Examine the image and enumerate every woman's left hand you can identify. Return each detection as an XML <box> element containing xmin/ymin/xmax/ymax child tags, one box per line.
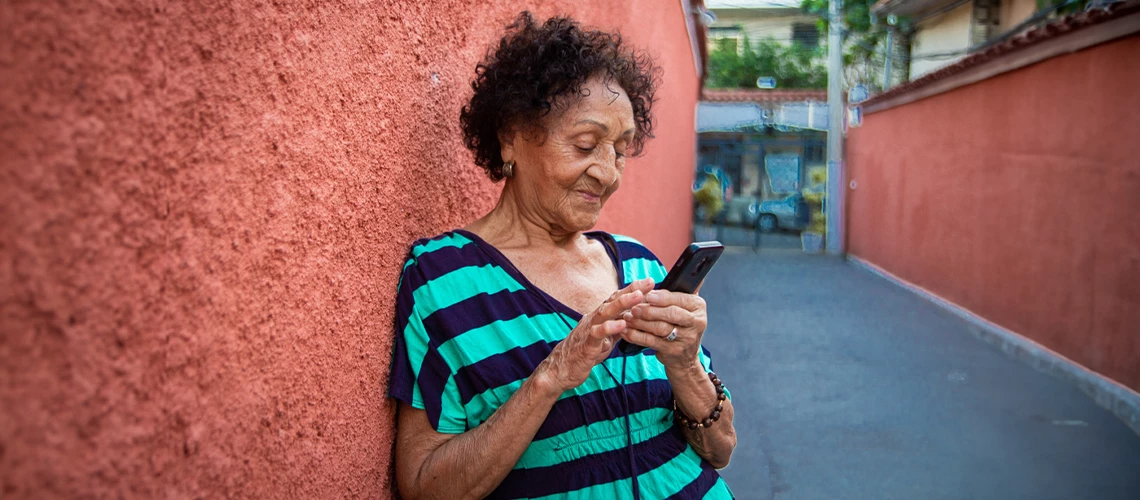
<box><xmin>619</xmin><ymin>289</ymin><xmax>707</xmax><ymax>369</ymax></box>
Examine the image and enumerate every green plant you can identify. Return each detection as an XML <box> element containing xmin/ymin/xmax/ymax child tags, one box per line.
<box><xmin>706</xmin><ymin>35</ymin><xmax>827</xmax><ymax>89</ymax></box>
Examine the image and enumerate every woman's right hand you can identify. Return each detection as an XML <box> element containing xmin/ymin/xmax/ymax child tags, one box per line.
<box><xmin>535</xmin><ymin>278</ymin><xmax>656</xmax><ymax>393</ymax></box>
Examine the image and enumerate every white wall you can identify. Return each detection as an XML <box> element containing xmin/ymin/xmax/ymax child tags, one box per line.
<box><xmin>910</xmin><ymin>1</ymin><xmax>974</xmax><ymax>78</ymax></box>
<box><xmin>709</xmin><ymin>8</ymin><xmax>820</xmax><ymax>47</ymax></box>
<box><xmin>1000</xmin><ymin>0</ymin><xmax>1039</xmax><ymax>32</ymax></box>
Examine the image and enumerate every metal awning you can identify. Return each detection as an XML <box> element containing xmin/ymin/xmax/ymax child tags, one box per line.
<box><xmin>697</xmin><ymin>101</ymin><xmax>829</xmax><ymax>132</ymax></box>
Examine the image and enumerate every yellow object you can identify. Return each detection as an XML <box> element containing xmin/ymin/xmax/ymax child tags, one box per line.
<box><xmin>693</xmin><ymin>174</ymin><xmax>724</xmax><ymax>222</ymax></box>
<box><xmin>802</xmin><ymin>167</ymin><xmax>828</xmax><ymax>234</ymax></box>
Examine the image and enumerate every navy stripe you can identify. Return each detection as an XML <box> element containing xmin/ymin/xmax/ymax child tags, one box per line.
<box><xmin>488</xmin><ymin>425</ymin><xmax>689</xmax><ymax>499</ymax></box>
<box><xmin>416</xmin><ymin>346</ymin><xmax>452</xmax><ymax>429</ymax></box>
<box><xmin>590</xmin><ymin>231</ymin><xmax>626</xmax><ymax>286</ymax></box>
<box><xmin>533</xmin><ymin>378</ymin><xmax>674</xmax><ymax>440</ymax></box>
<box><xmin>388</xmin><ymin>331</ymin><xmax>417</xmax><ymax>402</ymax></box>
<box><xmin>400</xmin><ymin>241</ymin><xmax>497</xmax><ymax>296</ymax></box>
<box><xmin>421</xmin><ymin>288</ymin><xmax>559</xmax><ymax>346</ymax></box>
<box><xmin>394</xmin><ymin>255</ymin><xmax>418</xmax><ymax>340</ymax></box>
<box><xmin>616</xmin><ymin>240</ymin><xmax>660</xmax><ymax>264</ymax></box>
<box><xmin>666</xmin><ymin>459</ymin><xmax>721</xmax><ymax>499</ymax></box>
<box><xmin>702</xmin><ymin>346</ymin><xmax>715</xmax><ymax>372</ymax></box>
<box><xmin>455</xmin><ymin>340</ymin><xmax>554</xmax><ymax>405</ymax></box>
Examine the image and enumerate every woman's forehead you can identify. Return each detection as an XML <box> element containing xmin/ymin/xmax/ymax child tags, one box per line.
<box><xmin>554</xmin><ymin>81</ymin><xmax>634</xmax><ymax>128</ymax></box>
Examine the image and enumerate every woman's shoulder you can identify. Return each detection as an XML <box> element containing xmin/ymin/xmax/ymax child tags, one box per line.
<box><xmin>405</xmin><ymin>230</ymin><xmax>474</xmax><ymax>263</ymax></box>
<box><xmin>399</xmin><ymin>229</ymin><xmax>490</xmax><ymax>293</ymax></box>
<box><xmin>595</xmin><ymin>232</ymin><xmax>662</xmax><ymax>264</ymax></box>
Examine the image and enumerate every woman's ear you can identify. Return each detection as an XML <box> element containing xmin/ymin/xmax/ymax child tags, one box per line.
<box><xmin>498</xmin><ymin>126</ymin><xmax>517</xmax><ymax>164</ymax></box>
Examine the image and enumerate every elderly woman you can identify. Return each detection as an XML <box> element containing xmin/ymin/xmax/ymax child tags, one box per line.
<box><xmin>389</xmin><ymin>13</ymin><xmax>737</xmax><ymax>499</ymax></box>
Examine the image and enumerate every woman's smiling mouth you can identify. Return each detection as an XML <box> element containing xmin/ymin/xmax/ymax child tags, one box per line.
<box><xmin>578</xmin><ymin>190</ymin><xmax>602</xmax><ymax>203</ymax></box>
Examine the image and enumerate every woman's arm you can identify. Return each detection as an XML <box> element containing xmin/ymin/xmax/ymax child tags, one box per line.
<box><xmin>620</xmin><ymin>290</ymin><xmax>738</xmax><ymax>468</ymax></box>
<box><xmin>663</xmin><ymin>359</ymin><xmax>737</xmax><ymax>468</ymax></box>
<box><xmin>395</xmin><ymin>371</ymin><xmax>561</xmax><ymax>500</ymax></box>
<box><xmin>395</xmin><ymin>280</ymin><xmax>654</xmax><ymax>499</ymax></box>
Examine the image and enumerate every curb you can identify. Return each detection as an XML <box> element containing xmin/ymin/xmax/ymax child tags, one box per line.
<box><xmin>847</xmin><ymin>255</ymin><xmax>1140</xmax><ymax>436</ymax></box>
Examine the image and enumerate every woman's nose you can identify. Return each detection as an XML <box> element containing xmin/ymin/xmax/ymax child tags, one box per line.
<box><xmin>589</xmin><ymin>146</ymin><xmax>620</xmax><ymax>187</ymax></box>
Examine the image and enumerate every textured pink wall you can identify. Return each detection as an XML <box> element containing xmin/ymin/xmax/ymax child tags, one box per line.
<box><xmin>846</xmin><ymin>36</ymin><xmax>1140</xmax><ymax>391</ymax></box>
<box><xmin>0</xmin><ymin>1</ymin><xmax>698</xmax><ymax>497</ymax></box>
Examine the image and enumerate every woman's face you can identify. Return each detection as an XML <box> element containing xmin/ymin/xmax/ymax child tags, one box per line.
<box><xmin>502</xmin><ymin>75</ymin><xmax>636</xmax><ymax>234</ymax></box>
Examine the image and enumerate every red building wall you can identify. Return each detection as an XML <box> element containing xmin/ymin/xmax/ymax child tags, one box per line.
<box><xmin>0</xmin><ymin>1</ymin><xmax>699</xmax><ymax>497</ymax></box>
<box><xmin>847</xmin><ymin>36</ymin><xmax>1140</xmax><ymax>392</ymax></box>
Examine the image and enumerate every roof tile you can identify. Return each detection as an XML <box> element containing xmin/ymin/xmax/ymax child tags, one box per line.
<box><xmin>863</xmin><ymin>0</ymin><xmax>1140</xmax><ymax>108</ymax></box>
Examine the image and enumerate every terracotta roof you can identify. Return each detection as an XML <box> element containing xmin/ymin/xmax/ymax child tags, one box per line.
<box><xmin>701</xmin><ymin>89</ymin><xmax>828</xmax><ymax>103</ymax></box>
<box><xmin>863</xmin><ymin>0</ymin><xmax>1140</xmax><ymax>108</ymax></box>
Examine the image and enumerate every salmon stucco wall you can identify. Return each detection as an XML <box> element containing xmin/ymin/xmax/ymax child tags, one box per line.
<box><xmin>0</xmin><ymin>1</ymin><xmax>698</xmax><ymax>497</ymax></box>
<box><xmin>846</xmin><ymin>36</ymin><xmax>1140</xmax><ymax>392</ymax></box>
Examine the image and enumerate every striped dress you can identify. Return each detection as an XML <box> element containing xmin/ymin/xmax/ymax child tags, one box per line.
<box><xmin>390</xmin><ymin>229</ymin><xmax>734</xmax><ymax>499</ymax></box>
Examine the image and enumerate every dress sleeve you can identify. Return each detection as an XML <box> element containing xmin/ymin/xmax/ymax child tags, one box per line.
<box><xmin>388</xmin><ymin>253</ymin><xmax>468</xmax><ymax>434</ymax></box>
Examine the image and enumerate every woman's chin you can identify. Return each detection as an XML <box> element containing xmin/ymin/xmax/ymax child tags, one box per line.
<box><xmin>559</xmin><ymin>211</ymin><xmax>601</xmax><ymax>233</ymax></box>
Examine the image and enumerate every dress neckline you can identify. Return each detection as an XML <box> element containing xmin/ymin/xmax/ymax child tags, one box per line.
<box><xmin>453</xmin><ymin>229</ymin><xmax>626</xmax><ymax>321</ymax></box>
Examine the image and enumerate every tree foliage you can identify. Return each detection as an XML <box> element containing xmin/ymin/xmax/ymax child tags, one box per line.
<box><xmin>705</xmin><ymin>35</ymin><xmax>827</xmax><ymax>90</ymax></box>
<box><xmin>802</xmin><ymin>0</ymin><xmax>890</xmax><ymax>72</ymax></box>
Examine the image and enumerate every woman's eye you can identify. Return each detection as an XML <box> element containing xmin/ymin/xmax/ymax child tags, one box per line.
<box><xmin>576</xmin><ymin>145</ymin><xmax>596</xmax><ymax>154</ymax></box>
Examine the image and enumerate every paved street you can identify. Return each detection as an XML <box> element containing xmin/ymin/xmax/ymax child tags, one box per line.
<box><xmin>699</xmin><ymin>248</ymin><xmax>1140</xmax><ymax>500</ymax></box>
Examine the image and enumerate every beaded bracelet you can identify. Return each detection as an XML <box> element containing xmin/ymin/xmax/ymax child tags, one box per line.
<box><xmin>674</xmin><ymin>372</ymin><xmax>727</xmax><ymax>430</ymax></box>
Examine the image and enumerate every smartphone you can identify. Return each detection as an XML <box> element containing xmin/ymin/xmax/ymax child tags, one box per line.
<box><xmin>618</xmin><ymin>241</ymin><xmax>725</xmax><ymax>354</ymax></box>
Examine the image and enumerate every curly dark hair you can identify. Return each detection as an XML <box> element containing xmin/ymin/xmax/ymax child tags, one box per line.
<box><xmin>460</xmin><ymin>12</ymin><xmax>661</xmax><ymax>181</ymax></box>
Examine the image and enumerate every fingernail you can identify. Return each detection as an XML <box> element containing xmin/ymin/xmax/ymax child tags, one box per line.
<box><xmin>647</xmin><ymin>290</ymin><xmax>663</xmax><ymax>304</ymax></box>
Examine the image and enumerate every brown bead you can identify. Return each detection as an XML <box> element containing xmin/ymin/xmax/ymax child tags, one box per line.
<box><xmin>687</xmin><ymin>421</ymin><xmax>699</xmax><ymax>430</ymax></box>
<box><xmin>708</xmin><ymin>372</ymin><xmax>717</xmax><ymax>380</ymax></box>
<box><xmin>715</xmin><ymin>403</ymin><xmax>723</xmax><ymax>412</ymax></box>
<box><xmin>718</xmin><ymin>393</ymin><xmax>727</xmax><ymax>401</ymax></box>
<box><xmin>711</xmin><ymin>411</ymin><xmax>721</xmax><ymax>421</ymax></box>
<box><xmin>702</xmin><ymin>418</ymin><xmax>713</xmax><ymax>427</ymax></box>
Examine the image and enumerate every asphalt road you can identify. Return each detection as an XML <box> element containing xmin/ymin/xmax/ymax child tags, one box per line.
<box><xmin>698</xmin><ymin>248</ymin><xmax>1140</xmax><ymax>500</ymax></box>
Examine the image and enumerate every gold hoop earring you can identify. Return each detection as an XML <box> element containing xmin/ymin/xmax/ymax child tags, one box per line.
<box><xmin>503</xmin><ymin>161</ymin><xmax>515</xmax><ymax>179</ymax></box>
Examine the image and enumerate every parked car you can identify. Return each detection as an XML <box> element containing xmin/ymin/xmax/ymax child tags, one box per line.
<box><xmin>724</xmin><ymin>195</ymin><xmax>758</xmax><ymax>226</ymax></box>
<box><xmin>749</xmin><ymin>193</ymin><xmax>810</xmax><ymax>232</ymax></box>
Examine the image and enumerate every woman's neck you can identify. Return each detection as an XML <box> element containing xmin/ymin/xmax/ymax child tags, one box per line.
<box><xmin>467</xmin><ymin>181</ymin><xmax>580</xmax><ymax>251</ymax></box>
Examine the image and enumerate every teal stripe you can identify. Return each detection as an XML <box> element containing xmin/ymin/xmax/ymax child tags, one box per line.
<box><xmin>404</xmin><ymin>262</ymin><xmax>523</xmax><ymax>386</ymax></box>
<box><xmin>465</xmin><ymin>378</ymin><xmax>526</xmax><ymax>427</ymax></box>
<box><xmin>704</xmin><ymin>477</ymin><xmax>733</xmax><ymax>499</ymax></box>
<box><xmin>637</xmin><ymin>446</ymin><xmax>707</xmax><ymax>499</ymax></box>
<box><xmin>436</xmin><ymin>375</ymin><xmax>467</xmax><ymax>434</ymax></box>
<box><xmin>436</xmin><ymin>312</ymin><xmax>569</xmax><ymax>369</ymax></box>
<box><xmin>569</xmin><ymin>355</ymin><xmax>668</xmax><ymax>399</ymax></box>
<box><xmin>404</xmin><ymin>263</ymin><xmax>524</xmax><ymax>404</ymax></box>
<box><xmin>404</xmin><ymin>233</ymin><xmax>472</xmax><ymax>271</ymax></box>
<box><xmin>404</xmin><ymin>311</ymin><xmax>428</xmax><ymax>407</ymax></box>
<box><xmin>530</xmin><ymin>444</ymin><xmax>705</xmax><ymax>499</ymax></box>
<box><xmin>464</xmin><ymin>354</ymin><xmax>669</xmax><ymax>427</ymax></box>
<box><xmin>533</xmin><ymin>480</ymin><xmax>632</xmax><ymax>500</ymax></box>
<box><xmin>411</xmin><ymin>232</ymin><xmax>472</xmax><ymax>258</ymax></box>
<box><xmin>622</xmin><ymin>257</ymin><xmax>667</xmax><ymax>282</ymax></box>
<box><xmin>410</xmin><ymin>264</ymin><xmax>524</xmax><ymax>319</ymax></box>
<box><xmin>610</xmin><ymin>234</ymin><xmax>643</xmax><ymax>245</ymax></box>
<box><xmin>514</xmin><ymin>408</ymin><xmax>671</xmax><ymax>469</ymax></box>
<box><xmin>698</xmin><ymin>347</ymin><xmax>732</xmax><ymax>400</ymax></box>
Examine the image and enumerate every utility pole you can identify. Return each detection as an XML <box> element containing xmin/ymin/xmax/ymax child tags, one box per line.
<box><xmin>883</xmin><ymin>28</ymin><xmax>894</xmax><ymax>89</ymax></box>
<box><xmin>826</xmin><ymin>0</ymin><xmax>845</xmax><ymax>255</ymax></box>
<box><xmin>883</xmin><ymin>14</ymin><xmax>898</xmax><ymax>89</ymax></box>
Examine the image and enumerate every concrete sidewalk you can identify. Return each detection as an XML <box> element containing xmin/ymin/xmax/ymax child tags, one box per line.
<box><xmin>699</xmin><ymin>247</ymin><xmax>1140</xmax><ymax>500</ymax></box>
